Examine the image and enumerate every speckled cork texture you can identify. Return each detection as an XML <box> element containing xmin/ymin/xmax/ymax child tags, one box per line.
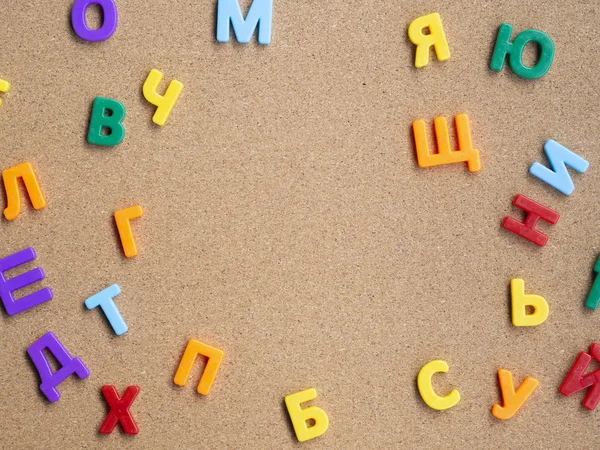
<box><xmin>1</xmin><ymin>1</ymin><xmax>600</xmax><ymax>448</ymax></box>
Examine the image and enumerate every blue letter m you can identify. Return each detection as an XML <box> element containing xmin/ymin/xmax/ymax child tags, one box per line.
<box><xmin>217</xmin><ymin>0</ymin><xmax>272</xmax><ymax>44</ymax></box>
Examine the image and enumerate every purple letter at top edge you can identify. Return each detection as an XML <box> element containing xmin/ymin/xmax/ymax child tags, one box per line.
<box><xmin>71</xmin><ymin>0</ymin><xmax>118</xmax><ymax>42</ymax></box>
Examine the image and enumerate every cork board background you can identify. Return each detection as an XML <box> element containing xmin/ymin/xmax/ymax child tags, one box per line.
<box><xmin>1</xmin><ymin>1</ymin><xmax>600</xmax><ymax>448</ymax></box>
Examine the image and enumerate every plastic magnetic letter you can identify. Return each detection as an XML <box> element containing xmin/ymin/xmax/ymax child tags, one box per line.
<box><xmin>413</xmin><ymin>114</ymin><xmax>480</xmax><ymax>172</ymax></box>
<box><xmin>114</xmin><ymin>206</ymin><xmax>143</xmax><ymax>258</ymax></box>
<box><xmin>0</xmin><ymin>78</ymin><xmax>10</xmax><ymax>106</ymax></box>
<box><xmin>85</xmin><ymin>284</ymin><xmax>127</xmax><ymax>335</ymax></box>
<box><xmin>2</xmin><ymin>162</ymin><xmax>46</xmax><ymax>221</ymax></box>
<box><xmin>87</xmin><ymin>97</ymin><xmax>126</xmax><ymax>146</ymax></box>
<box><xmin>173</xmin><ymin>339</ymin><xmax>224</xmax><ymax>395</ymax></box>
<box><xmin>559</xmin><ymin>343</ymin><xmax>600</xmax><ymax>410</ymax></box>
<box><xmin>492</xmin><ymin>369</ymin><xmax>539</xmax><ymax>420</ymax></box>
<box><xmin>529</xmin><ymin>140</ymin><xmax>589</xmax><ymax>195</ymax></box>
<box><xmin>510</xmin><ymin>278</ymin><xmax>549</xmax><ymax>326</ymax></box>
<box><xmin>142</xmin><ymin>69</ymin><xmax>183</xmax><ymax>126</ymax></box>
<box><xmin>99</xmin><ymin>385</ymin><xmax>140</xmax><ymax>434</ymax></box>
<box><xmin>407</xmin><ymin>13</ymin><xmax>450</xmax><ymax>68</ymax></box>
<box><xmin>0</xmin><ymin>248</ymin><xmax>53</xmax><ymax>316</ymax></box>
<box><xmin>490</xmin><ymin>23</ymin><xmax>554</xmax><ymax>79</ymax></box>
<box><xmin>585</xmin><ymin>256</ymin><xmax>600</xmax><ymax>310</ymax></box>
<box><xmin>285</xmin><ymin>388</ymin><xmax>329</xmax><ymax>442</ymax></box>
<box><xmin>27</xmin><ymin>331</ymin><xmax>90</xmax><ymax>402</ymax></box>
<box><xmin>71</xmin><ymin>0</ymin><xmax>118</xmax><ymax>42</ymax></box>
<box><xmin>417</xmin><ymin>360</ymin><xmax>461</xmax><ymax>410</ymax></box>
<box><xmin>216</xmin><ymin>0</ymin><xmax>272</xmax><ymax>44</ymax></box>
<box><xmin>502</xmin><ymin>194</ymin><xmax>559</xmax><ymax>246</ymax></box>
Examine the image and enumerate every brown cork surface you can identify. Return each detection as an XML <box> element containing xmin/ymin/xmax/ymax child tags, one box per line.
<box><xmin>1</xmin><ymin>1</ymin><xmax>600</xmax><ymax>448</ymax></box>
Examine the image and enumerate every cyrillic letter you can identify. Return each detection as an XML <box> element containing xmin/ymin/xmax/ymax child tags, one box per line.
<box><xmin>529</xmin><ymin>140</ymin><xmax>589</xmax><ymax>195</ymax></box>
<box><xmin>27</xmin><ymin>331</ymin><xmax>90</xmax><ymax>402</ymax></box>
<box><xmin>502</xmin><ymin>194</ymin><xmax>559</xmax><ymax>246</ymax></box>
<box><xmin>87</xmin><ymin>97</ymin><xmax>126</xmax><ymax>146</ymax></box>
<box><xmin>217</xmin><ymin>0</ymin><xmax>272</xmax><ymax>45</ymax></box>
<box><xmin>510</xmin><ymin>278</ymin><xmax>549</xmax><ymax>326</ymax></box>
<box><xmin>71</xmin><ymin>0</ymin><xmax>118</xmax><ymax>42</ymax></box>
<box><xmin>85</xmin><ymin>284</ymin><xmax>128</xmax><ymax>335</ymax></box>
<box><xmin>173</xmin><ymin>339</ymin><xmax>224</xmax><ymax>395</ymax></box>
<box><xmin>2</xmin><ymin>161</ymin><xmax>46</xmax><ymax>221</ymax></box>
<box><xmin>413</xmin><ymin>114</ymin><xmax>480</xmax><ymax>172</ymax></box>
<box><xmin>284</xmin><ymin>388</ymin><xmax>329</xmax><ymax>442</ymax></box>
<box><xmin>114</xmin><ymin>205</ymin><xmax>143</xmax><ymax>258</ymax></box>
<box><xmin>490</xmin><ymin>23</ymin><xmax>554</xmax><ymax>79</ymax></box>
<box><xmin>492</xmin><ymin>369</ymin><xmax>539</xmax><ymax>420</ymax></box>
<box><xmin>0</xmin><ymin>248</ymin><xmax>53</xmax><ymax>316</ymax></box>
<box><xmin>142</xmin><ymin>69</ymin><xmax>183</xmax><ymax>126</ymax></box>
<box><xmin>100</xmin><ymin>385</ymin><xmax>140</xmax><ymax>434</ymax></box>
<box><xmin>560</xmin><ymin>343</ymin><xmax>600</xmax><ymax>410</ymax></box>
<box><xmin>585</xmin><ymin>256</ymin><xmax>600</xmax><ymax>310</ymax></box>
<box><xmin>0</xmin><ymin>78</ymin><xmax>10</xmax><ymax>106</ymax></box>
<box><xmin>408</xmin><ymin>13</ymin><xmax>450</xmax><ymax>68</ymax></box>
<box><xmin>417</xmin><ymin>360</ymin><xmax>460</xmax><ymax>410</ymax></box>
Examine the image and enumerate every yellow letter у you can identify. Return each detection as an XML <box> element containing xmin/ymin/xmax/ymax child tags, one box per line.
<box><xmin>2</xmin><ymin>162</ymin><xmax>46</xmax><ymax>221</ymax></box>
<box><xmin>492</xmin><ymin>369</ymin><xmax>539</xmax><ymax>420</ymax></box>
<box><xmin>511</xmin><ymin>278</ymin><xmax>549</xmax><ymax>326</ymax></box>
<box><xmin>142</xmin><ymin>69</ymin><xmax>184</xmax><ymax>126</ymax></box>
<box><xmin>284</xmin><ymin>388</ymin><xmax>329</xmax><ymax>442</ymax></box>
<box><xmin>408</xmin><ymin>13</ymin><xmax>450</xmax><ymax>68</ymax></box>
<box><xmin>417</xmin><ymin>360</ymin><xmax>460</xmax><ymax>410</ymax></box>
